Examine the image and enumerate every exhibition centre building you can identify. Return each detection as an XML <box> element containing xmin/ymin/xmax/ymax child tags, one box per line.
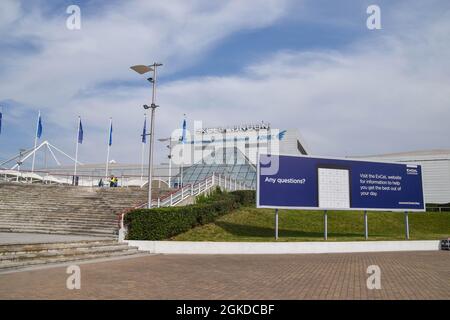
<box><xmin>355</xmin><ymin>149</ymin><xmax>450</xmax><ymax>204</ymax></box>
<box><xmin>168</xmin><ymin>123</ymin><xmax>309</xmax><ymax>189</ymax></box>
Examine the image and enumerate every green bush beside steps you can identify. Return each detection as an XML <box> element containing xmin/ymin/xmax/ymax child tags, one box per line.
<box><xmin>124</xmin><ymin>188</ymin><xmax>255</xmax><ymax>241</ymax></box>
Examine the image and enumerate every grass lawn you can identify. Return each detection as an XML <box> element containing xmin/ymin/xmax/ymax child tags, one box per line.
<box><xmin>172</xmin><ymin>207</ymin><xmax>450</xmax><ymax>242</ymax></box>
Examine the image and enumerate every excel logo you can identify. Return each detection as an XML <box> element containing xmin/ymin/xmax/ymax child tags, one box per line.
<box><xmin>406</xmin><ymin>167</ymin><xmax>418</xmax><ymax>175</ymax></box>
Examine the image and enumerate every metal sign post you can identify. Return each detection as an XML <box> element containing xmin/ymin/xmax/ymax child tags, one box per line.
<box><xmin>324</xmin><ymin>210</ymin><xmax>328</xmax><ymax>240</ymax></box>
<box><xmin>364</xmin><ymin>210</ymin><xmax>368</xmax><ymax>240</ymax></box>
<box><xmin>275</xmin><ymin>209</ymin><xmax>279</xmax><ymax>240</ymax></box>
<box><xmin>405</xmin><ymin>211</ymin><xmax>410</xmax><ymax>240</ymax></box>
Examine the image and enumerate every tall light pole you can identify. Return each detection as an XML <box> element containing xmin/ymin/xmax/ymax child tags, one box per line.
<box><xmin>130</xmin><ymin>63</ymin><xmax>163</xmax><ymax>209</ymax></box>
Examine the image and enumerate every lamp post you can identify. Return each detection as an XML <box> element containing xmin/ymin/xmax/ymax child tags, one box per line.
<box><xmin>17</xmin><ymin>148</ymin><xmax>26</xmax><ymax>172</ymax></box>
<box><xmin>130</xmin><ymin>63</ymin><xmax>163</xmax><ymax>209</ymax></box>
<box><xmin>17</xmin><ymin>148</ymin><xmax>26</xmax><ymax>182</ymax></box>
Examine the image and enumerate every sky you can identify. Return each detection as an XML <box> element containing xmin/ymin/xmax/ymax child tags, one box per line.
<box><xmin>0</xmin><ymin>0</ymin><xmax>449</xmax><ymax>168</ymax></box>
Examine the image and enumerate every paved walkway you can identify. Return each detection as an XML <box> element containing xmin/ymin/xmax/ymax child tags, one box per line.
<box><xmin>0</xmin><ymin>251</ymin><xmax>448</xmax><ymax>299</ymax></box>
<box><xmin>0</xmin><ymin>232</ymin><xmax>110</xmax><ymax>245</ymax></box>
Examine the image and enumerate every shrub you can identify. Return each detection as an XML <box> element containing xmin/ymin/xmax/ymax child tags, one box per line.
<box><xmin>230</xmin><ymin>190</ymin><xmax>256</xmax><ymax>206</ymax></box>
<box><xmin>196</xmin><ymin>186</ymin><xmax>223</xmax><ymax>204</ymax></box>
<box><xmin>125</xmin><ymin>190</ymin><xmax>241</xmax><ymax>240</ymax></box>
<box><xmin>124</xmin><ymin>207</ymin><xmax>199</xmax><ymax>240</ymax></box>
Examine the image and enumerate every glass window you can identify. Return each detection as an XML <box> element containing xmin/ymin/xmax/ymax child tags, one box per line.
<box><xmin>238</xmin><ymin>172</ymin><xmax>248</xmax><ymax>179</ymax></box>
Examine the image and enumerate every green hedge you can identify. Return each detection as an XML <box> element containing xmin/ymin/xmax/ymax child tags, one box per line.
<box><xmin>124</xmin><ymin>190</ymin><xmax>255</xmax><ymax>240</ymax></box>
<box><xmin>230</xmin><ymin>190</ymin><xmax>256</xmax><ymax>206</ymax></box>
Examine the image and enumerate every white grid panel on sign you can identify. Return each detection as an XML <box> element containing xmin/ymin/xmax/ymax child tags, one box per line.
<box><xmin>318</xmin><ymin>168</ymin><xmax>350</xmax><ymax>209</ymax></box>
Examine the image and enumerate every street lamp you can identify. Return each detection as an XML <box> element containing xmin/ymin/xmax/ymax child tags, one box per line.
<box><xmin>17</xmin><ymin>148</ymin><xmax>26</xmax><ymax>183</ymax></box>
<box><xmin>17</xmin><ymin>148</ymin><xmax>26</xmax><ymax>172</ymax></box>
<box><xmin>130</xmin><ymin>63</ymin><xmax>163</xmax><ymax>209</ymax></box>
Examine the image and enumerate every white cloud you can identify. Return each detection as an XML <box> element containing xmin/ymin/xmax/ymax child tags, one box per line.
<box><xmin>156</xmin><ymin>4</ymin><xmax>450</xmax><ymax>158</ymax></box>
<box><xmin>0</xmin><ymin>0</ymin><xmax>21</xmax><ymax>29</ymax></box>
<box><xmin>0</xmin><ymin>0</ymin><xmax>293</xmax><ymax>164</ymax></box>
<box><xmin>0</xmin><ymin>0</ymin><xmax>290</xmax><ymax>108</ymax></box>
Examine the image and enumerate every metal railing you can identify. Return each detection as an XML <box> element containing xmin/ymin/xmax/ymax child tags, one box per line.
<box><xmin>0</xmin><ymin>169</ymin><xmax>169</xmax><ymax>188</ymax></box>
<box><xmin>152</xmin><ymin>173</ymin><xmax>251</xmax><ymax>208</ymax></box>
<box><xmin>427</xmin><ymin>207</ymin><xmax>450</xmax><ymax>213</ymax></box>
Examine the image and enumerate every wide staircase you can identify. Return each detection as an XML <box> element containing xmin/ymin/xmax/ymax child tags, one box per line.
<box><xmin>0</xmin><ymin>182</ymin><xmax>166</xmax><ymax>237</ymax></box>
<box><xmin>0</xmin><ymin>239</ymin><xmax>141</xmax><ymax>272</ymax></box>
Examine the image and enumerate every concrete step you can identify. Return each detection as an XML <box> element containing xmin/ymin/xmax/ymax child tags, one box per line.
<box><xmin>0</xmin><ymin>223</ymin><xmax>117</xmax><ymax>231</ymax></box>
<box><xmin>0</xmin><ymin>244</ymin><xmax>136</xmax><ymax>262</ymax></box>
<box><xmin>0</xmin><ymin>215</ymin><xmax>118</xmax><ymax>222</ymax></box>
<box><xmin>0</xmin><ymin>191</ymin><xmax>144</xmax><ymax>195</ymax></box>
<box><xmin>0</xmin><ymin>182</ymin><xmax>157</xmax><ymax>238</ymax></box>
<box><xmin>0</xmin><ymin>193</ymin><xmax>147</xmax><ymax>197</ymax></box>
<box><xmin>0</xmin><ymin>189</ymin><xmax>146</xmax><ymax>194</ymax></box>
<box><xmin>0</xmin><ymin>189</ymin><xmax>144</xmax><ymax>193</ymax></box>
<box><xmin>0</xmin><ymin>195</ymin><xmax>146</xmax><ymax>200</ymax></box>
<box><xmin>0</xmin><ymin>248</ymin><xmax>141</xmax><ymax>271</ymax></box>
<box><xmin>0</xmin><ymin>224</ymin><xmax>118</xmax><ymax>232</ymax></box>
<box><xmin>0</xmin><ymin>215</ymin><xmax>117</xmax><ymax>222</ymax></box>
<box><xmin>0</xmin><ymin>221</ymin><xmax>117</xmax><ymax>229</ymax></box>
<box><xmin>0</xmin><ymin>204</ymin><xmax>141</xmax><ymax>210</ymax></box>
<box><xmin>0</xmin><ymin>240</ymin><xmax>117</xmax><ymax>254</ymax></box>
<box><xmin>0</xmin><ymin>208</ymin><xmax>121</xmax><ymax>218</ymax></box>
<box><xmin>0</xmin><ymin>219</ymin><xmax>118</xmax><ymax>227</ymax></box>
<box><xmin>0</xmin><ymin>226</ymin><xmax>117</xmax><ymax>237</ymax></box>
<box><xmin>0</xmin><ymin>206</ymin><xmax>129</xmax><ymax>211</ymax></box>
<box><xmin>0</xmin><ymin>211</ymin><xmax>118</xmax><ymax>217</ymax></box>
<box><xmin>0</xmin><ymin>209</ymin><xmax>120</xmax><ymax>213</ymax></box>
<box><xmin>0</xmin><ymin>194</ymin><xmax>147</xmax><ymax>198</ymax></box>
<box><xmin>0</xmin><ymin>239</ymin><xmax>142</xmax><ymax>271</ymax></box>
<box><xmin>0</xmin><ymin>203</ymin><xmax>139</xmax><ymax>208</ymax></box>
<box><xmin>0</xmin><ymin>208</ymin><xmax>121</xmax><ymax>214</ymax></box>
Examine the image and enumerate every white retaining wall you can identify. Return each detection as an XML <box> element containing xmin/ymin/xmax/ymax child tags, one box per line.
<box><xmin>125</xmin><ymin>240</ymin><xmax>440</xmax><ymax>254</ymax></box>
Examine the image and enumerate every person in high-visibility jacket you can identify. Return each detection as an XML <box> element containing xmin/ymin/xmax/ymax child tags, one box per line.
<box><xmin>109</xmin><ymin>175</ymin><xmax>118</xmax><ymax>187</ymax></box>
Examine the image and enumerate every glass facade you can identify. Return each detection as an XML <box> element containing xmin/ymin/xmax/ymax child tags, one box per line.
<box><xmin>173</xmin><ymin>147</ymin><xmax>256</xmax><ymax>188</ymax></box>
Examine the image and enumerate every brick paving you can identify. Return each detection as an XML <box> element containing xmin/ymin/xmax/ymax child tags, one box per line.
<box><xmin>0</xmin><ymin>251</ymin><xmax>449</xmax><ymax>300</ymax></box>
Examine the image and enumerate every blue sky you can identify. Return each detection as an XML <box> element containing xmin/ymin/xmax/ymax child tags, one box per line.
<box><xmin>0</xmin><ymin>0</ymin><xmax>449</xmax><ymax>167</ymax></box>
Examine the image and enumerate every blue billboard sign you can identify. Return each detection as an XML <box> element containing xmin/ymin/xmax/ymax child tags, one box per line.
<box><xmin>257</xmin><ymin>154</ymin><xmax>425</xmax><ymax>212</ymax></box>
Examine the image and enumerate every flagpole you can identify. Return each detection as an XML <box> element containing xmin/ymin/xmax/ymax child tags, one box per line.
<box><xmin>31</xmin><ymin>111</ymin><xmax>40</xmax><ymax>173</ymax></box>
<box><xmin>140</xmin><ymin>144</ymin><xmax>145</xmax><ymax>181</ymax></box>
<box><xmin>181</xmin><ymin>164</ymin><xmax>183</xmax><ymax>188</ymax></box>
<box><xmin>0</xmin><ymin>106</ymin><xmax>3</xmax><ymax>136</ymax></box>
<box><xmin>168</xmin><ymin>140</ymin><xmax>172</xmax><ymax>187</ymax></box>
<box><xmin>74</xmin><ymin>116</ymin><xmax>80</xmax><ymax>178</ymax></box>
<box><xmin>180</xmin><ymin>115</ymin><xmax>186</xmax><ymax>188</ymax></box>
<box><xmin>105</xmin><ymin>117</ymin><xmax>112</xmax><ymax>179</ymax></box>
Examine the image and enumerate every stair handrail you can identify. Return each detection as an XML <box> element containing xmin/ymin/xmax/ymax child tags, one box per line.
<box><xmin>117</xmin><ymin>201</ymin><xmax>148</xmax><ymax>242</ymax></box>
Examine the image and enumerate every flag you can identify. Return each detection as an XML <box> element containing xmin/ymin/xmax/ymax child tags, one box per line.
<box><xmin>142</xmin><ymin>116</ymin><xmax>147</xmax><ymax>143</ymax></box>
<box><xmin>78</xmin><ymin>119</ymin><xmax>83</xmax><ymax>144</ymax></box>
<box><xmin>37</xmin><ymin>114</ymin><xmax>43</xmax><ymax>138</ymax></box>
<box><xmin>0</xmin><ymin>111</ymin><xmax>2</xmax><ymax>135</ymax></box>
<box><xmin>108</xmin><ymin>122</ymin><xmax>113</xmax><ymax>146</ymax></box>
<box><xmin>181</xmin><ymin>118</ymin><xmax>186</xmax><ymax>143</ymax></box>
